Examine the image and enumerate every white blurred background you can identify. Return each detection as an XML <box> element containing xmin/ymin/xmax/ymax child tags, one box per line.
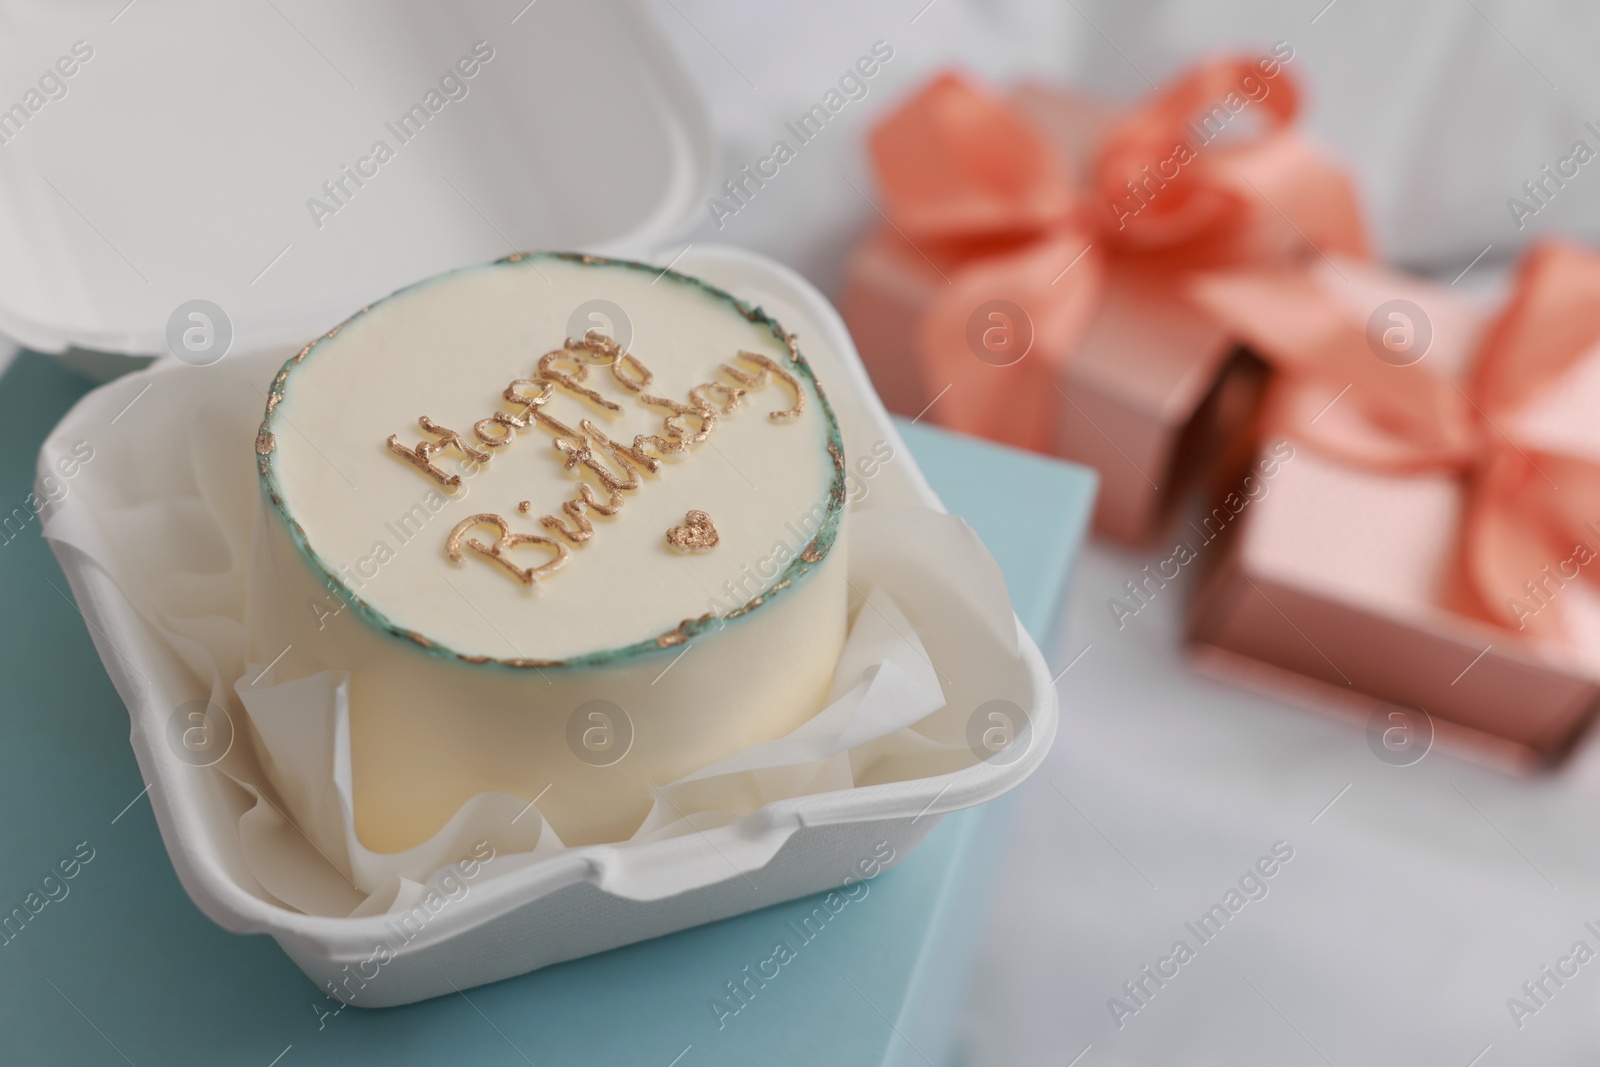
<box><xmin>651</xmin><ymin>2</ymin><xmax>1600</xmax><ymax>1064</ymax></box>
<box><xmin>660</xmin><ymin>0</ymin><xmax>1600</xmax><ymax>291</ymax></box>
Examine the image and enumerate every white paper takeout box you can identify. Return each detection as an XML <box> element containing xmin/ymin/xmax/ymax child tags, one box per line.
<box><xmin>23</xmin><ymin>1</ymin><xmax>1061</xmax><ymax>1005</ymax></box>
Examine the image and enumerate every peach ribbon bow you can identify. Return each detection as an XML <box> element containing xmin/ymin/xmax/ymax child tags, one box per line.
<box><xmin>868</xmin><ymin>59</ymin><xmax>1367</xmax><ymax>451</ymax></box>
<box><xmin>1193</xmin><ymin>241</ymin><xmax>1600</xmax><ymax>635</ymax></box>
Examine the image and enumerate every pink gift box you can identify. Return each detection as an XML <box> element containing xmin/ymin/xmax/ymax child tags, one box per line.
<box><xmin>1187</xmin><ymin>259</ymin><xmax>1600</xmax><ymax>763</ymax></box>
<box><xmin>842</xmin><ymin>65</ymin><xmax>1362</xmax><ymax>545</ymax></box>
<box><xmin>843</xmin><ymin>225</ymin><xmax>1266</xmax><ymax>544</ymax></box>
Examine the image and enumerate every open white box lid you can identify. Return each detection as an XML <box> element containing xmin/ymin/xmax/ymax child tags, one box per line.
<box><xmin>0</xmin><ymin>0</ymin><xmax>710</xmax><ymax>357</ymax></box>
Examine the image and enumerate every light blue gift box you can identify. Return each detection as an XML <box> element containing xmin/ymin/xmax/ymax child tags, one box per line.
<box><xmin>0</xmin><ymin>351</ymin><xmax>1095</xmax><ymax>1066</ymax></box>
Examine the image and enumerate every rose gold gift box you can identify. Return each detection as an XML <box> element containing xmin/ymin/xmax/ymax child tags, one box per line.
<box><xmin>840</xmin><ymin>65</ymin><xmax>1367</xmax><ymax>545</ymax></box>
<box><xmin>1187</xmin><ymin>263</ymin><xmax>1600</xmax><ymax>765</ymax></box>
<box><xmin>844</xmin><ymin>225</ymin><xmax>1265</xmax><ymax>545</ymax></box>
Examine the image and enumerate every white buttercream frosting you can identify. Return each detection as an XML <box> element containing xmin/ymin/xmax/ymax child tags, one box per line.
<box><xmin>251</xmin><ymin>254</ymin><xmax>849</xmax><ymax>851</ymax></box>
<box><xmin>264</xmin><ymin>254</ymin><xmax>840</xmax><ymax>663</ymax></box>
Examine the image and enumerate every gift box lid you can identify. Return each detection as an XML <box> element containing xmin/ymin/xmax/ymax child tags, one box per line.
<box><xmin>0</xmin><ymin>0</ymin><xmax>711</xmax><ymax>357</ymax></box>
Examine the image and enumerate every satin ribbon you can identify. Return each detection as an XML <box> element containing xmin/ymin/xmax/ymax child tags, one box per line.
<box><xmin>868</xmin><ymin>60</ymin><xmax>1367</xmax><ymax>451</ymax></box>
<box><xmin>1192</xmin><ymin>241</ymin><xmax>1600</xmax><ymax>636</ymax></box>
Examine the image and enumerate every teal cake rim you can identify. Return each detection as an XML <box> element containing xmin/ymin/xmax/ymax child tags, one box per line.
<box><xmin>254</xmin><ymin>251</ymin><xmax>846</xmax><ymax>672</ymax></box>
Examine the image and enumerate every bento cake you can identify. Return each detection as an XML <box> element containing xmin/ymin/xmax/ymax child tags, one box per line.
<box><xmin>251</xmin><ymin>253</ymin><xmax>847</xmax><ymax>850</ymax></box>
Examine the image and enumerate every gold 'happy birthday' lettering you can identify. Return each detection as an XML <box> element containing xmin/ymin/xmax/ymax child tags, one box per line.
<box><xmin>384</xmin><ymin>331</ymin><xmax>804</xmax><ymax>587</ymax></box>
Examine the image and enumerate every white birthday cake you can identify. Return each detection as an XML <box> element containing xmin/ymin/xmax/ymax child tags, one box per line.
<box><xmin>251</xmin><ymin>253</ymin><xmax>847</xmax><ymax>850</ymax></box>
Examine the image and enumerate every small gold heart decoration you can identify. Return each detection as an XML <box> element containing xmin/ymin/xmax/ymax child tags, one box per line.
<box><xmin>666</xmin><ymin>510</ymin><xmax>720</xmax><ymax>552</ymax></box>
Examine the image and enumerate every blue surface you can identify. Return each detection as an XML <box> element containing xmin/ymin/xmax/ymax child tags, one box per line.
<box><xmin>0</xmin><ymin>353</ymin><xmax>1096</xmax><ymax>1067</ymax></box>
